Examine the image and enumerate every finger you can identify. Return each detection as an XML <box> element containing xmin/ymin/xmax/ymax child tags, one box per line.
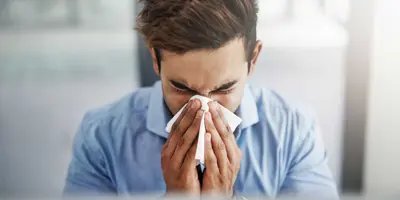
<box><xmin>181</xmin><ymin>138</ymin><xmax>198</xmax><ymax>174</ymax></box>
<box><xmin>166</xmin><ymin>99</ymin><xmax>201</xmax><ymax>157</ymax></box>
<box><xmin>204</xmin><ymin>132</ymin><xmax>219</xmax><ymax>173</ymax></box>
<box><xmin>171</xmin><ymin>99</ymin><xmax>201</xmax><ymax>136</ymax></box>
<box><xmin>172</xmin><ymin>109</ymin><xmax>204</xmax><ymax>168</ymax></box>
<box><xmin>209</xmin><ymin>101</ymin><xmax>236</xmax><ymax>162</ymax></box>
<box><xmin>205</xmin><ymin>112</ymin><xmax>228</xmax><ymax>173</ymax></box>
<box><xmin>164</xmin><ymin>100</ymin><xmax>192</xmax><ymax>156</ymax></box>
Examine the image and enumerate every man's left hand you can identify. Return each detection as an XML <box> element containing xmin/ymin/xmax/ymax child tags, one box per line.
<box><xmin>202</xmin><ymin>101</ymin><xmax>242</xmax><ymax>196</ymax></box>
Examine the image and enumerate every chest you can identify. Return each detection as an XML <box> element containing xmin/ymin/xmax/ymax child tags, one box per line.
<box><xmin>113</xmin><ymin>127</ymin><xmax>282</xmax><ymax>196</ymax></box>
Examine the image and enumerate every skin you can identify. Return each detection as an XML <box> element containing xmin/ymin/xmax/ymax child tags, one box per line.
<box><xmin>154</xmin><ymin>38</ymin><xmax>263</xmax><ymax>196</ymax></box>
<box><xmin>202</xmin><ymin>102</ymin><xmax>243</xmax><ymax>195</ymax></box>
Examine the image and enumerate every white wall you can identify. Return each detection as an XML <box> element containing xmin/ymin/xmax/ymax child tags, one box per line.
<box><xmin>364</xmin><ymin>0</ymin><xmax>400</xmax><ymax>195</ymax></box>
<box><xmin>0</xmin><ymin>0</ymin><xmax>137</xmax><ymax>195</ymax></box>
<box><xmin>249</xmin><ymin>18</ymin><xmax>348</xmax><ymax>185</ymax></box>
<box><xmin>0</xmin><ymin>30</ymin><xmax>139</xmax><ymax>196</ymax></box>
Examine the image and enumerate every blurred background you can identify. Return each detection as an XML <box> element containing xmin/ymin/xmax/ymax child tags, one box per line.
<box><xmin>0</xmin><ymin>0</ymin><xmax>399</xmax><ymax>197</ymax></box>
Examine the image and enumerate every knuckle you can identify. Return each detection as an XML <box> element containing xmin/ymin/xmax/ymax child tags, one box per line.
<box><xmin>218</xmin><ymin>140</ymin><xmax>225</xmax><ymax>151</ymax></box>
<box><xmin>161</xmin><ymin>150</ymin><xmax>168</xmax><ymax>160</ymax></box>
<box><xmin>209</xmin><ymin>157</ymin><xmax>217</xmax><ymax>165</ymax></box>
<box><xmin>178</xmin><ymin>136</ymin><xmax>187</xmax><ymax>147</ymax></box>
<box><xmin>219</xmin><ymin>174</ymin><xmax>226</xmax><ymax>182</ymax></box>
<box><xmin>219</xmin><ymin>124</ymin><xmax>231</xmax><ymax>139</ymax></box>
<box><xmin>221</xmin><ymin>130</ymin><xmax>230</xmax><ymax>139</ymax></box>
<box><xmin>225</xmin><ymin>123</ymin><xmax>232</xmax><ymax>133</ymax></box>
<box><xmin>161</xmin><ymin>147</ymin><xmax>170</xmax><ymax>160</ymax></box>
<box><xmin>171</xmin><ymin>122</ymin><xmax>180</xmax><ymax>134</ymax></box>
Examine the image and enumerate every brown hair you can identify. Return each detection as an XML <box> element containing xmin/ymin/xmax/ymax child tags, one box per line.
<box><xmin>135</xmin><ymin>0</ymin><xmax>258</xmax><ymax>71</ymax></box>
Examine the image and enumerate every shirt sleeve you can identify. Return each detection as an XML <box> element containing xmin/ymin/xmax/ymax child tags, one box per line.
<box><xmin>63</xmin><ymin>113</ymin><xmax>116</xmax><ymax>196</ymax></box>
<box><xmin>278</xmin><ymin>118</ymin><xmax>339</xmax><ymax>199</ymax></box>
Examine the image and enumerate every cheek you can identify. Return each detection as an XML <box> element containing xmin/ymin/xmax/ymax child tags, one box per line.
<box><xmin>161</xmin><ymin>79</ymin><xmax>192</xmax><ymax>114</ymax></box>
<box><xmin>164</xmin><ymin>92</ymin><xmax>192</xmax><ymax>114</ymax></box>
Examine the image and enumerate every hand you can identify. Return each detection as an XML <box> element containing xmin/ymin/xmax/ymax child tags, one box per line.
<box><xmin>202</xmin><ymin>101</ymin><xmax>242</xmax><ymax>196</ymax></box>
<box><xmin>161</xmin><ymin>99</ymin><xmax>204</xmax><ymax>195</ymax></box>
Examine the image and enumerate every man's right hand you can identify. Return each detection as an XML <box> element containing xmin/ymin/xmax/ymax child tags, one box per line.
<box><xmin>161</xmin><ymin>99</ymin><xmax>203</xmax><ymax>195</ymax></box>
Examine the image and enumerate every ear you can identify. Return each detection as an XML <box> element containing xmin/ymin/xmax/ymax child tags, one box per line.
<box><xmin>248</xmin><ymin>40</ymin><xmax>263</xmax><ymax>76</ymax></box>
<box><xmin>150</xmin><ymin>48</ymin><xmax>160</xmax><ymax>76</ymax></box>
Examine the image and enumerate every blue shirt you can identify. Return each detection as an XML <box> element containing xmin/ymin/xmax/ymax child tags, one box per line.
<box><xmin>63</xmin><ymin>81</ymin><xmax>338</xmax><ymax>197</ymax></box>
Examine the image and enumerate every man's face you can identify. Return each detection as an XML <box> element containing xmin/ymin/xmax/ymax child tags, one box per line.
<box><xmin>152</xmin><ymin>39</ymin><xmax>261</xmax><ymax>115</ymax></box>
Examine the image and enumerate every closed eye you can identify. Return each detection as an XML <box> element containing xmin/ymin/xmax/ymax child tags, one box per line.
<box><xmin>170</xmin><ymin>80</ymin><xmax>196</xmax><ymax>93</ymax></box>
<box><xmin>211</xmin><ymin>81</ymin><xmax>238</xmax><ymax>94</ymax></box>
<box><xmin>213</xmin><ymin>87</ymin><xmax>235</xmax><ymax>94</ymax></box>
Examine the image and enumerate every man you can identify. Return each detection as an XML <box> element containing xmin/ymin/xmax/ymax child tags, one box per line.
<box><xmin>63</xmin><ymin>0</ymin><xmax>338</xmax><ymax>198</ymax></box>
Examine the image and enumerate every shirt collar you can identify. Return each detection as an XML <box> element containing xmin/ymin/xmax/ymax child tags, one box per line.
<box><xmin>237</xmin><ymin>84</ymin><xmax>260</xmax><ymax>129</ymax></box>
<box><xmin>146</xmin><ymin>81</ymin><xmax>170</xmax><ymax>139</ymax></box>
<box><xmin>146</xmin><ymin>81</ymin><xmax>259</xmax><ymax>139</ymax></box>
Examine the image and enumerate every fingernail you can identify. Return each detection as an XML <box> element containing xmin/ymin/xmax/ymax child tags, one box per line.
<box><xmin>191</xmin><ymin>99</ymin><xmax>198</xmax><ymax>108</ymax></box>
<box><xmin>187</xmin><ymin>99</ymin><xmax>193</xmax><ymax>107</ymax></box>
<box><xmin>184</xmin><ymin>101</ymin><xmax>191</xmax><ymax>111</ymax></box>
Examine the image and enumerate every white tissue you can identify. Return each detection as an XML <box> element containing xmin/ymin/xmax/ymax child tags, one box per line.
<box><xmin>165</xmin><ymin>95</ymin><xmax>242</xmax><ymax>166</ymax></box>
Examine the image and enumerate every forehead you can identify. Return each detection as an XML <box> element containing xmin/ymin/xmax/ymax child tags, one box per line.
<box><xmin>161</xmin><ymin>39</ymin><xmax>247</xmax><ymax>87</ymax></box>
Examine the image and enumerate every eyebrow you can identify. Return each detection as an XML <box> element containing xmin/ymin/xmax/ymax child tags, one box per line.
<box><xmin>170</xmin><ymin>80</ymin><xmax>238</xmax><ymax>93</ymax></box>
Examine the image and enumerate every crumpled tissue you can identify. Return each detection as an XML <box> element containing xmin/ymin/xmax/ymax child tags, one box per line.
<box><xmin>165</xmin><ymin>95</ymin><xmax>242</xmax><ymax>166</ymax></box>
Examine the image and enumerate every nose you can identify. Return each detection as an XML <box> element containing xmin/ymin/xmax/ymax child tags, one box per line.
<box><xmin>197</xmin><ymin>91</ymin><xmax>213</xmax><ymax>99</ymax></box>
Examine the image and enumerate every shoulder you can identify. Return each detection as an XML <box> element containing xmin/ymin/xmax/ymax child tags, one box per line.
<box><xmin>84</xmin><ymin>86</ymin><xmax>153</xmax><ymax>122</ymax></box>
<box><xmin>249</xmin><ymin>85</ymin><xmax>318</xmax><ymax>144</ymax></box>
<box><xmin>73</xmin><ymin>86</ymin><xmax>153</xmax><ymax>149</ymax></box>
